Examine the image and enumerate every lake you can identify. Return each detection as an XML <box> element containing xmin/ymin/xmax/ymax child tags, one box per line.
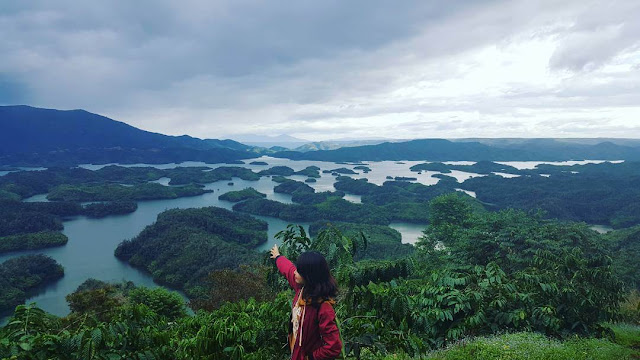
<box><xmin>0</xmin><ymin>157</ymin><xmax>618</xmax><ymax>323</ymax></box>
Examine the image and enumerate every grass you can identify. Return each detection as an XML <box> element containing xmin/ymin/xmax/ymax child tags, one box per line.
<box><xmin>363</xmin><ymin>326</ymin><xmax>640</xmax><ymax>360</ymax></box>
<box><xmin>610</xmin><ymin>323</ymin><xmax>640</xmax><ymax>350</ymax></box>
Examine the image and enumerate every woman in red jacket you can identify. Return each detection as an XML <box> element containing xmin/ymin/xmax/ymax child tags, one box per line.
<box><xmin>270</xmin><ymin>245</ymin><xmax>343</xmax><ymax>360</ymax></box>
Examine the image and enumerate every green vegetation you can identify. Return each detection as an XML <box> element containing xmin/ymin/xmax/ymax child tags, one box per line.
<box><xmin>461</xmin><ymin>161</ymin><xmax>640</xmax><ymax>227</ymax></box>
<box><xmin>0</xmin><ymin>198</ymin><xmax>138</xmax><ymax>252</ymax></box>
<box><xmin>395</xmin><ymin>176</ymin><xmax>417</xmax><ymax>181</ymax></box>
<box><xmin>334</xmin><ymin>177</ymin><xmax>461</xmax><ymax>206</ymax></box>
<box><xmin>0</xmin><ymin>255</ymin><xmax>64</xmax><ymax>313</ymax></box>
<box><xmin>258</xmin><ymin>165</ymin><xmax>295</xmax><ymax>176</ymax></box>
<box><xmin>610</xmin><ymin>323</ymin><xmax>640</xmax><ymax>349</ymax></box>
<box><xmin>410</xmin><ymin>161</ymin><xmax>520</xmax><ymax>175</ymax></box>
<box><xmin>309</xmin><ymin>221</ymin><xmax>414</xmax><ymax>261</ymax></box>
<box><xmin>218</xmin><ymin>187</ymin><xmax>266</xmax><ymax>202</ymax></box>
<box><xmin>3</xmin><ymin>159</ymin><xmax>640</xmax><ymax>359</ymax></box>
<box><xmin>324</xmin><ymin>167</ymin><xmax>358</xmax><ymax>174</ymax></box>
<box><xmin>0</xmin><ymin>231</ymin><xmax>68</xmax><ymax>253</ymax></box>
<box><xmin>354</xmin><ymin>165</ymin><xmax>372</xmax><ymax>172</ymax></box>
<box><xmin>0</xmin><ymin>200</ymin><xmax>66</xmax><ymax>236</ymax></box>
<box><xmin>605</xmin><ymin>226</ymin><xmax>640</xmax><ymax>290</ymax></box>
<box><xmin>0</xmin><ymin>165</ymin><xmax>260</xmax><ymax>200</ymax></box>
<box><xmin>235</xmin><ymin>175</ymin><xmax>472</xmax><ymax>225</ymax></box>
<box><xmin>294</xmin><ymin>165</ymin><xmax>321</xmax><ymax>178</ymax></box>
<box><xmin>0</xmin><ymin>189</ymin><xmax>21</xmax><ymax>201</ymax></box>
<box><xmin>0</xmin><ymin>200</ymin><xmax>77</xmax><ymax>253</ymax></box>
<box><xmin>167</xmin><ymin>166</ymin><xmax>260</xmax><ymax>185</ymax></box>
<box><xmin>190</xmin><ymin>265</ymin><xmax>274</xmax><ymax>311</ymax></box>
<box><xmin>619</xmin><ymin>291</ymin><xmax>640</xmax><ymax>324</ymax></box>
<box><xmin>270</xmin><ymin>175</ymin><xmax>289</xmax><ymax>183</ymax></box>
<box><xmin>249</xmin><ymin>161</ymin><xmax>268</xmax><ymax>165</ymax></box>
<box><xmin>2</xmin><ymin>201</ymin><xmax>639</xmax><ymax>358</ymax></box>
<box><xmin>273</xmin><ymin>178</ymin><xmax>315</xmax><ymax>195</ymax></box>
<box><xmin>0</xmin><ymin>166</ymin><xmax>165</xmax><ymax>199</ymax></box>
<box><xmin>82</xmin><ymin>201</ymin><xmax>138</xmax><ymax>218</ymax></box>
<box><xmin>293</xmin><ymin>190</ymin><xmax>344</xmax><ymax>205</ymax></box>
<box><xmin>416</xmin><ymin>194</ymin><xmax>623</xmax><ymax>335</ymax></box>
<box><xmin>234</xmin><ymin>197</ymin><xmax>394</xmax><ymax>224</ymax></box>
<box><xmin>115</xmin><ymin>207</ymin><xmax>267</xmax><ymax>298</ymax></box>
<box><xmin>370</xmin><ymin>331</ymin><xmax>639</xmax><ymax>359</ymax></box>
<box><xmin>409</xmin><ymin>162</ymin><xmax>453</xmax><ymax>173</ymax></box>
<box><xmin>47</xmin><ymin>183</ymin><xmax>211</xmax><ymax>201</ymax></box>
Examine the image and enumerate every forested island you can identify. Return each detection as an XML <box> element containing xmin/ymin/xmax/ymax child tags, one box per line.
<box><xmin>0</xmin><ymin>155</ymin><xmax>639</xmax><ymax>358</ymax></box>
<box><xmin>0</xmin><ymin>255</ymin><xmax>64</xmax><ymax>313</ymax></box>
<box><xmin>114</xmin><ymin>207</ymin><xmax>268</xmax><ymax>298</ymax></box>
<box><xmin>1</xmin><ymin>194</ymin><xmax>639</xmax><ymax>358</ymax></box>
<box><xmin>218</xmin><ymin>187</ymin><xmax>267</xmax><ymax>202</ymax></box>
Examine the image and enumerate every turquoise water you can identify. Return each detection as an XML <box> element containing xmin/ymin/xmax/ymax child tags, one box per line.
<box><xmin>1</xmin><ymin>157</ymin><xmax>447</xmax><ymax>322</ymax></box>
<box><xmin>2</xmin><ymin>157</ymin><xmax>620</xmax><ymax>323</ymax></box>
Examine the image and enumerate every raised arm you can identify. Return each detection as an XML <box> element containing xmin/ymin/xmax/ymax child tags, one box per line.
<box><xmin>271</xmin><ymin>245</ymin><xmax>301</xmax><ymax>290</ymax></box>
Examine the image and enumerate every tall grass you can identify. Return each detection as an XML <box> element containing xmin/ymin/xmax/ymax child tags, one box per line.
<box><xmin>364</xmin><ymin>328</ymin><xmax>640</xmax><ymax>360</ymax></box>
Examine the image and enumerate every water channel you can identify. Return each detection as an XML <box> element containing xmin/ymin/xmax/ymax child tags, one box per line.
<box><xmin>0</xmin><ymin>157</ymin><xmax>617</xmax><ymax>323</ymax></box>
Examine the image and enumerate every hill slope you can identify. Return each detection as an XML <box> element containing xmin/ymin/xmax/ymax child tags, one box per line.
<box><xmin>0</xmin><ymin>105</ymin><xmax>255</xmax><ymax>165</ymax></box>
<box><xmin>274</xmin><ymin>138</ymin><xmax>640</xmax><ymax>162</ymax></box>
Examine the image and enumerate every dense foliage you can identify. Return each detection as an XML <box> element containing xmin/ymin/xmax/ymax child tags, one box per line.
<box><xmin>0</xmin><ymin>200</ymin><xmax>66</xmax><ymax>236</ymax></box>
<box><xmin>81</xmin><ymin>201</ymin><xmax>138</xmax><ymax>218</ymax></box>
<box><xmin>273</xmin><ymin>179</ymin><xmax>315</xmax><ymax>195</ymax></box>
<box><xmin>47</xmin><ymin>183</ymin><xmax>211</xmax><ymax>201</ymax></box>
<box><xmin>605</xmin><ymin>225</ymin><xmax>640</xmax><ymax>290</ymax></box>
<box><xmin>234</xmin><ymin>197</ymin><xmax>394</xmax><ymax>224</ymax></box>
<box><xmin>0</xmin><ymin>255</ymin><xmax>64</xmax><ymax>313</ymax></box>
<box><xmin>294</xmin><ymin>165</ymin><xmax>321</xmax><ymax>178</ymax></box>
<box><xmin>2</xmin><ymin>158</ymin><xmax>639</xmax><ymax>359</ymax></box>
<box><xmin>410</xmin><ymin>161</ymin><xmax>520</xmax><ymax>175</ymax></box>
<box><xmin>0</xmin><ymin>231</ymin><xmax>68</xmax><ymax>253</ymax></box>
<box><xmin>190</xmin><ymin>265</ymin><xmax>274</xmax><ymax>311</ymax></box>
<box><xmin>115</xmin><ymin>207</ymin><xmax>267</xmax><ymax>298</ymax></box>
<box><xmin>166</xmin><ymin>166</ymin><xmax>260</xmax><ymax>185</ymax></box>
<box><xmin>0</xmin><ymin>165</ymin><xmax>260</xmax><ymax>200</ymax></box>
<box><xmin>218</xmin><ymin>187</ymin><xmax>266</xmax><ymax>202</ymax></box>
<box><xmin>460</xmin><ymin>161</ymin><xmax>640</xmax><ymax>228</ymax></box>
<box><xmin>417</xmin><ymin>194</ymin><xmax>624</xmax><ymax>335</ymax></box>
<box><xmin>0</xmin><ymin>195</ymin><xmax>637</xmax><ymax>358</ymax></box>
<box><xmin>309</xmin><ymin>221</ymin><xmax>414</xmax><ymax>261</ymax></box>
<box><xmin>258</xmin><ymin>166</ymin><xmax>295</xmax><ymax>176</ymax></box>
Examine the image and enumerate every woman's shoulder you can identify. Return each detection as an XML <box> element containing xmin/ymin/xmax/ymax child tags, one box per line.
<box><xmin>317</xmin><ymin>299</ymin><xmax>336</xmax><ymax>314</ymax></box>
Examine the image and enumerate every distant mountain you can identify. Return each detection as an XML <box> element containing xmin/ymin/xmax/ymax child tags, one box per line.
<box><xmin>0</xmin><ymin>105</ymin><xmax>257</xmax><ymax>166</ymax></box>
<box><xmin>229</xmin><ymin>134</ymin><xmax>310</xmax><ymax>149</ymax></box>
<box><xmin>273</xmin><ymin>138</ymin><xmax>640</xmax><ymax>162</ymax></box>
<box><xmin>294</xmin><ymin>139</ymin><xmax>395</xmax><ymax>152</ymax></box>
<box><xmin>457</xmin><ymin>138</ymin><xmax>640</xmax><ymax>147</ymax></box>
<box><xmin>455</xmin><ymin>138</ymin><xmax>640</xmax><ymax>160</ymax></box>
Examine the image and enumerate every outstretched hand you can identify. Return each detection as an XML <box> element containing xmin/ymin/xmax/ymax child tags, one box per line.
<box><xmin>270</xmin><ymin>244</ymin><xmax>280</xmax><ymax>259</ymax></box>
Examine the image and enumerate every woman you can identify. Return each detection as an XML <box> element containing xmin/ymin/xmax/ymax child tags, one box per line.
<box><xmin>270</xmin><ymin>244</ymin><xmax>342</xmax><ymax>360</ymax></box>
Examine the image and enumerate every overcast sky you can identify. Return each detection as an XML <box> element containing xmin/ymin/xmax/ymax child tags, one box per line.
<box><xmin>1</xmin><ymin>0</ymin><xmax>640</xmax><ymax>140</ymax></box>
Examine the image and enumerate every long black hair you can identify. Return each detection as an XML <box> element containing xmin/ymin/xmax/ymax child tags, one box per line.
<box><xmin>296</xmin><ymin>251</ymin><xmax>338</xmax><ymax>304</ymax></box>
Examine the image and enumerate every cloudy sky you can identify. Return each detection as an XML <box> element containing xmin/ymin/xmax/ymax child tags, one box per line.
<box><xmin>1</xmin><ymin>0</ymin><xmax>640</xmax><ymax>140</ymax></box>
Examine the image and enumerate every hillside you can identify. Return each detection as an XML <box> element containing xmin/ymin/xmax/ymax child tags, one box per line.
<box><xmin>274</xmin><ymin>138</ymin><xmax>640</xmax><ymax>162</ymax></box>
<box><xmin>0</xmin><ymin>105</ymin><xmax>257</xmax><ymax>165</ymax></box>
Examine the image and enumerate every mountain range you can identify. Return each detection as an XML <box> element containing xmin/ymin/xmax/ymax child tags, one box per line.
<box><xmin>273</xmin><ymin>138</ymin><xmax>640</xmax><ymax>162</ymax></box>
<box><xmin>1</xmin><ymin>105</ymin><xmax>639</xmax><ymax>166</ymax></box>
<box><xmin>0</xmin><ymin>106</ymin><xmax>256</xmax><ymax>166</ymax></box>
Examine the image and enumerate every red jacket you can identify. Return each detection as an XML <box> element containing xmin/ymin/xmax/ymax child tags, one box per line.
<box><xmin>276</xmin><ymin>256</ymin><xmax>343</xmax><ymax>360</ymax></box>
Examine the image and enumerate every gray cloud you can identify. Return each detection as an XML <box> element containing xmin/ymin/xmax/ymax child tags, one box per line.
<box><xmin>1</xmin><ymin>0</ymin><xmax>640</xmax><ymax>139</ymax></box>
<box><xmin>548</xmin><ymin>1</ymin><xmax>640</xmax><ymax>71</ymax></box>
